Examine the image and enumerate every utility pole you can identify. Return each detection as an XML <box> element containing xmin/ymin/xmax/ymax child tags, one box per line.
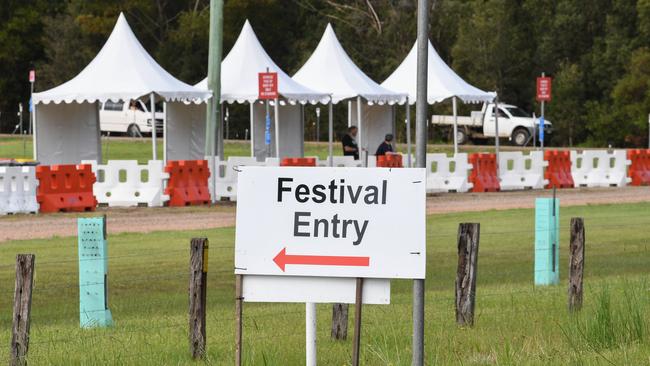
<box><xmin>206</xmin><ymin>0</ymin><xmax>223</xmax><ymax>204</ymax></box>
<box><xmin>413</xmin><ymin>0</ymin><xmax>428</xmax><ymax>365</ymax></box>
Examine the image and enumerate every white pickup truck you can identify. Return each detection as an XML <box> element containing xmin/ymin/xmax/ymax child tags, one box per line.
<box><xmin>431</xmin><ymin>103</ymin><xmax>551</xmax><ymax>146</ymax></box>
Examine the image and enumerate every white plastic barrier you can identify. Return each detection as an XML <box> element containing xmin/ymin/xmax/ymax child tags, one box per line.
<box><xmin>316</xmin><ymin>156</ymin><xmax>364</xmax><ymax>167</ymax></box>
<box><xmin>209</xmin><ymin>157</ymin><xmax>279</xmax><ymax>201</ymax></box>
<box><xmin>498</xmin><ymin>151</ymin><xmax>548</xmax><ymax>190</ymax></box>
<box><xmin>570</xmin><ymin>150</ymin><xmax>631</xmax><ymax>187</ymax></box>
<box><xmin>425</xmin><ymin>153</ymin><xmax>473</xmax><ymax>193</ymax></box>
<box><xmin>0</xmin><ymin>166</ymin><xmax>39</xmax><ymax>215</ymax></box>
<box><xmin>83</xmin><ymin>160</ymin><xmax>169</xmax><ymax>207</ymax></box>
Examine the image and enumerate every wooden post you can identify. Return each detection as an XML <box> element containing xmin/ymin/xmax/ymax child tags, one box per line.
<box><xmin>455</xmin><ymin>223</ymin><xmax>480</xmax><ymax>326</ymax></box>
<box><xmin>189</xmin><ymin>238</ymin><xmax>208</xmax><ymax>359</ymax></box>
<box><xmin>11</xmin><ymin>254</ymin><xmax>35</xmax><ymax>366</ymax></box>
<box><xmin>352</xmin><ymin>278</ymin><xmax>364</xmax><ymax>366</ymax></box>
<box><xmin>331</xmin><ymin>303</ymin><xmax>348</xmax><ymax>340</ymax></box>
<box><xmin>235</xmin><ymin>274</ymin><xmax>243</xmax><ymax>366</ymax></box>
<box><xmin>568</xmin><ymin>218</ymin><xmax>585</xmax><ymax>312</ymax></box>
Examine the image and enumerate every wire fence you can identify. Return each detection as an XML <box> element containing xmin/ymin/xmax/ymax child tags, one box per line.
<box><xmin>1</xmin><ymin>210</ymin><xmax>648</xmax><ymax>364</ymax></box>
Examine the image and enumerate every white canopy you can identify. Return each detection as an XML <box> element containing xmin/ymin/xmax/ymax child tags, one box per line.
<box><xmin>33</xmin><ymin>13</ymin><xmax>209</xmax><ymax>105</ymax></box>
<box><xmin>381</xmin><ymin>40</ymin><xmax>495</xmax><ymax>104</ymax></box>
<box><xmin>196</xmin><ymin>20</ymin><xmax>328</xmax><ymax>104</ymax></box>
<box><xmin>292</xmin><ymin>24</ymin><xmax>406</xmax><ymax>105</ymax></box>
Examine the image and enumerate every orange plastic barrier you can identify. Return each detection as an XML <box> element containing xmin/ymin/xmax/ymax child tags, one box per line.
<box><xmin>36</xmin><ymin>164</ymin><xmax>97</xmax><ymax>213</ymax></box>
<box><xmin>376</xmin><ymin>154</ymin><xmax>403</xmax><ymax>168</ymax></box>
<box><xmin>468</xmin><ymin>153</ymin><xmax>500</xmax><ymax>192</ymax></box>
<box><xmin>544</xmin><ymin>150</ymin><xmax>574</xmax><ymax>189</ymax></box>
<box><xmin>628</xmin><ymin>149</ymin><xmax>650</xmax><ymax>186</ymax></box>
<box><xmin>164</xmin><ymin>160</ymin><xmax>211</xmax><ymax>206</ymax></box>
<box><xmin>280</xmin><ymin>158</ymin><xmax>317</xmax><ymax>167</ymax></box>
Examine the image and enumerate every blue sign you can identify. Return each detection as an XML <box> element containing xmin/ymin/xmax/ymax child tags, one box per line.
<box><xmin>265</xmin><ymin>113</ymin><xmax>271</xmax><ymax>145</ymax></box>
<box><xmin>538</xmin><ymin>116</ymin><xmax>545</xmax><ymax>143</ymax></box>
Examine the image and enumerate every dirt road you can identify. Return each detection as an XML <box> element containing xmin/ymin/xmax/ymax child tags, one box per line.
<box><xmin>1</xmin><ymin>186</ymin><xmax>649</xmax><ymax>243</ymax></box>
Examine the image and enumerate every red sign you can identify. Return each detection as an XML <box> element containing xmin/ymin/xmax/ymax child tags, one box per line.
<box><xmin>29</xmin><ymin>70</ymin><xmax>35</xmax><ymax>83</ymax></box>
<box><xmin>536</xmin><ymin>76</ymin><xmax>552</xmax><ymax>102</ymax></box>
<box><xmin>258</xmin><ymin>72</ymin><xmax>278</xmax><ymax>99</ymax></box>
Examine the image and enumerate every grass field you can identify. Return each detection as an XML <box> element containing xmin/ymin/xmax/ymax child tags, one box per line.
<box><xmin>0</xmin><ymin>202</ymin><xmax>648</xmax><ymax>365</ymax></box>
<box><xmin>0</xmin><ymin>135</ymin><xmax>529</xmax><ymax>163</ymax></box>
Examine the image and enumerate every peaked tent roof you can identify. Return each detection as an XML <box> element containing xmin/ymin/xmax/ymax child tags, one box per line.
<box><xmin>33</xmin><ymin>13</ymin><xmax>210</xmax><ymax>105</ymax></box>
<box><xmin>196</xmin><ymin>20</ymin><xmax>328</xmax><ymax>104</ymax></box>
<box><xmin>382</xmin><ymin>41</ymin><xmax>495</xmax><ymax>105</ymax></box>
<box><xmin>292</xmin><ymin>24</ymin><xmax>406</xmax><ymax>105</ymax></box>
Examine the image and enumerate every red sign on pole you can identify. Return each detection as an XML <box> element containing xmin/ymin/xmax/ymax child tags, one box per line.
<box><xmin>258</xmin><ymin>72</ymin><xmax>278</xmax><ymax>100</ymax></box>
<box><xmin>29</xmin><ymin>70</ymin><xmax>35</xmax><ymax>83</ymax></box>
<box><xmin>536</xmin><ymin>76</ymin><xmax>552</xmax><ymax>102</ymax></box>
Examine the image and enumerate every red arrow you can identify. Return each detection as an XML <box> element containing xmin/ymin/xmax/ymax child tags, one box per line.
<box><xmin>273</xmin><ymin>247</ymin><xmax>370</xmax><ymax>272</ymax></box>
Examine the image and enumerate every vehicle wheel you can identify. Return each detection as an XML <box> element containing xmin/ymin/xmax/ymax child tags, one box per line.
<box><xmin>456</xmin><ymin>129</ymin><xmax>468</xmax><ymax>145</ymax></box>
<box><xmin>127</xmin><ymin>124</ymin><xmax>141</xmax><ymax>138</ymax></box>
<box><xmin>512</xmin><ymin>128</ymin><xmax>530</xmax><ymax>146</ymax></box>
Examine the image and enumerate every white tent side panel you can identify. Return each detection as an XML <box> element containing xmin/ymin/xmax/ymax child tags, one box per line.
<box><xmin>166</xmin><ymin>102</ymin><xmax>206</xmax><ymax>161</ymax></box>
<box><xmin>253</xmin><ymin>103</ymin><xmax>303</xmax><ymax>160</ymax></box>
<box><xmin>35</xmin><ymin>102</ymin><xmax>101</xmax><ymax>165</ymax></box>
<box><xmin>349</xmin><ymin>101</ymin><xmax>394</xmax><ymax>155</ymax></box>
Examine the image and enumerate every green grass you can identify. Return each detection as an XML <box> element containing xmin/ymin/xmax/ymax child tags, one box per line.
<box><xmin>1</xmin><ymin>135</ymin><xmax>534</xmax><ymax>164</ymax></box>
<box><xmin>0</xmin><ymin>202</ymin><xmax>649</xmax><ymax>365</ymax></box>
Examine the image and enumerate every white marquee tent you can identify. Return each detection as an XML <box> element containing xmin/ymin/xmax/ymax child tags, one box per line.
<box><xmin>382</xmin><ymin>40</ymin><xmax>496</xmax><ymax>155</ymax></box>
<box><xmin>194</xmin><ymin>20</ymin><xmax>329</xmax><ymax>161</ymax></box>
<box><xmin>32</xmin><ymin>13</ymin><xmax>210</xmax><ymax>165</ymax></box>
<box><xmin>293</xmin><ymin>24</ymin><xmax>406</xmax><ymax>163</ymax></box>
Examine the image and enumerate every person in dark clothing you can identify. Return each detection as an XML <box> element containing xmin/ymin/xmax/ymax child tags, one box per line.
<box><xmin>375</xmin><ymin>134</ymin><xmax>395</xmax><ymax>156</ymax></box>
<box><xmin>342</xmin><ymin>126</ymin><xmax>359</xmax><ymax>160</ymax></box>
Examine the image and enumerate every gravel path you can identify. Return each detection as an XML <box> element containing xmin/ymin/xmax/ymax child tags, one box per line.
<box><xmin>1</xmin><ymin>186</ymin><xmax>649</xmax><ymax>243</ymax></box>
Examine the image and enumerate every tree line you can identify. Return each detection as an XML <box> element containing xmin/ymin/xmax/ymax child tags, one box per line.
<box><xmin>1</xmin><ymin>0</ymin><xmax>649</xmax><ymax>147</ymax></box>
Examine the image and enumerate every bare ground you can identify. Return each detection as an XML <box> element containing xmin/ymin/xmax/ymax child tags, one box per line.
<box><xmin>1</xmin><ymin>186</ymin><xmax>649</xmax><ymax>243</ymax></box>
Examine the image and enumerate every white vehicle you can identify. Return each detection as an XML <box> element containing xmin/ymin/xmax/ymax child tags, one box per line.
<box><xmin>431</xmin><ymin>103</ymin><xmax>551</xmax><ymax>146</ymax></box>
<box><xmin>99</xmin><ymin>100</ymin><xmax>164</xmax><ymax>137</ymax></box>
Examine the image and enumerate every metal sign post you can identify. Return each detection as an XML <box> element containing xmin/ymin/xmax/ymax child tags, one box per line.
<box><xmin>259</xmin><ymin>69</ymin><xmax>278</xmax><ymax>158</ymax></box>
<box><xmin>536</xmin><ymin>73</ymin><xmax>552</xmax><ymax>151</ymax></box>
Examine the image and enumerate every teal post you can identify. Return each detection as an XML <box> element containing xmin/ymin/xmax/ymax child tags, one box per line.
<box><xmin>78</xmin><ymin>216</ymin><xmax>113</xmax><ymax>328</ymax></box>
<box><xmin>535</xmin><ymin>198</ymin><xmax>560</xmax><ymax>285</ymax></box>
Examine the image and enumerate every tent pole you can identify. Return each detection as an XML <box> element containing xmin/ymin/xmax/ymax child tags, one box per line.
<box><xmin>32</xmin><ymin>104</ymin><xmax>38</xmax><ymax>160</ymax></box>
<box><xmin>274</xmin><ymin>98</ymin><xmax>280</xmax><ymax>158</ymax></box>
<box><xmin>163</xmin><ymin>102</ymin><xmax>167</xmax><ymax>165</ymax></box>
<box><xmin>328</xmin><ymin>97</ymin><xmax>333</xmax><ymax>167</ymax></box>
<box><xmin>151</xmin><ymin>93</ymin><xmax>157</xmax><ymax>161</ymax></box>
<box><xmin>406</xmin><ymin>97</ymin><xmax>412</xmax><ymax>167</ymax></box>
<box><xmin>452</xmin><ymin>96</ymin><xmax>459</xmax><ymax>155</ymax></box>
<box><xmin>249</xmin><ymin>102</ymin><xmax>255</xmax><ymax>157</ymax></box>
<box><xmin>218</xmin><ymin>102</ymin><xmax>224</xmax><ymax>159</ymax></box>
<box><xmin>356</xmin><ymin>96</ymin><xmax>363</xmax><ymax>166</ymax></box>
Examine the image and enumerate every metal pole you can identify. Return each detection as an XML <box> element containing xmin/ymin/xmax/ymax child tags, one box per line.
<box><xmin>29</xmin><ymin>81</ymin><xmax>34</xmax><ymax>135</ymax></box>
<box><xmin>32</xmin><ymin>103</ymin><xmax>37</xmax><ymax>160</ymax></box>
<box><xmin>274</xmin><ymin>98</ymin><xmax>280</xmax><ymax>158</ymax></box>
<box><xmin>163</xmin><ymin>102</ymin><xmax>167</xmax><ymax>165</ymax></box>
<box><xmin>494</xmin><ymin>95</ymin><xmax>500</xmax><ymax>176</ymax></box>
<box><xmin>265</xmin><ymin>100</ymin><xmax>271</xmax><ymax>158</ymax></box>
<box><xmin>328</xmin><ymin>99</ymin><xmax>334</xmax><ymax>167</ymax></box>
<box><xmin>541</xmin><ymin>72</ymin><xmax>545</xmax><ymax>151</ymax></box>
<box><xmin>306</xmin><ymin>302</ymin><xmax>317</xmax><ymax>366</ymax></box>
<box><xmin>316</xmin><ymin>108</ymin><xmax>321</xmax><ymax>142</ymax></box>
<box><xmin>452</xmin><ymin>96</ymin><xmax>459</xmax><ymax>155</ymax></box>
<box><xmin>206</xmin><ymin>0</ymin><xmax>223</xmax><ymax>159</ymax></box>
<box><xmin>356</xmin><ymin>96</ymin><xmax>363</xmax><ymax>166</ymax></box>
<box><xmin>413</xmin><ymin>0</ymin><xmax>428</xmax><ymax>364</ymax></box>
<box><xmin>150</xmin><ymin>93</ymin><xmax>157</xmax><ymax>161</ymax></box>
<box><xmin>406</xmin><ymin>98</ymin><xmax>412</xmax><ymax>167</ymax></box>
<box><xmin>249</xmin><ymin>102</ymin><xmax>255</xmax><ymax>157</ymax></box>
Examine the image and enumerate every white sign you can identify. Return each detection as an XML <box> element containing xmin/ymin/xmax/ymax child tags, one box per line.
<box><xmin>235</xmin><ymin>167</ymin><xmax>426</xmax><ymax>279</ymax></box>
<box><xmin>243</xmin><ymin>276</ymin><xmax>390</xmax><ymax>304</ymax></box>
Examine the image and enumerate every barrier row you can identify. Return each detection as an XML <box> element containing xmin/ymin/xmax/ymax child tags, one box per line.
<box><xmin>2</xmin><ymin>148</ymin><xmax>648</xmax><ymax>213</ymax></box>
